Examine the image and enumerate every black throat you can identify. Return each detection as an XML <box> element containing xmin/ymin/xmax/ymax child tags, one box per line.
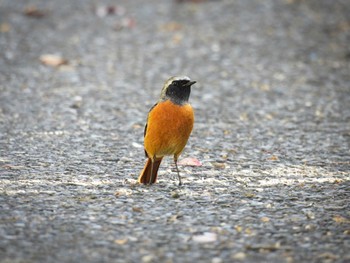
<box><xmin>165</xmin><ymin>84</ymin><xmax>191</xmax><ymax>105</ymax></box>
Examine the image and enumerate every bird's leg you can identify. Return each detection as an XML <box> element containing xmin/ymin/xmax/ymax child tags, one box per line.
<box><xmin>149</xmin><ymin>158</ymin><xmax>154</xmax><ymax>185</ymax></box>
<box><xmin>174</xmin><ymin>157</ymin><xmax>182</xmax><ymax>186</ymax></box>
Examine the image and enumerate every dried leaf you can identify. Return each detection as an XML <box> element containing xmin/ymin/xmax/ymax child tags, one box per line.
<box><xmin>234</xmin><ymin>225</ymin><xmax>242</xmax><ymax>233</ymax></box>
<box><xmin>0</xmin><ymin>23</ymin><xmax>10</xmax><ymax>33</ymax></box>
<box><xmin>24</xmin><ymin>6</ymin><xmax>46</xmax><ymax>18</ymax></box>
<box><xmin>212</xmin><ymin>162</ymin><xmax>226</xmax><ymax>169</ymax></box>
<box><xmin>260</xmin><ymin>217</ymin><xmax>270</xmax><ymax>223</ymax></box>
<box><xmin>268</xmin><ymin>155</ymin><xmax>279</xmax><ymax>161</ymax></box>
<box><xmin>333</xmin><ymin>215</ymin><xmax>350</xmax><ymax>224</ymax></box>
<box><xmin>114</xmin><ymin>238</ymin><xmax>128</xmax><ymax>245</ymax></box>
<box><xmin>132</xmin><ymin>207</ymin><xmax>143</xmax><ymax>213</ymax></box>
<box><xmin>244</xmin><ymin>192</ymin><xmax>256</xmax><ymax>198</ymax></box>
<box><xmin>178</xmin><ymin>157</ymin><xmax>202</xmax><ymax>166</ymax></box>
<box><xmin>39</xmin><ymin>54</ymin><xmax>68</xmax><ymax>67</ymax></box>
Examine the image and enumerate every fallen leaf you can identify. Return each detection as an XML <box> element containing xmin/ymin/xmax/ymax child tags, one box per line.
<box><xmin>39</xmin><ymin>54</ymin><xmax>68</xmax><ymax>67</ymax></box>
<box><xmin>234</xmin><ymin>225</ymin><xmax>242</xmax><ymax>233</ymax></box>
<box><xmin>24</xmin><ymin>6</ymin><xmax>47</xmax><ymax>18</ymax></box>
<box><xmin>260</xmin><ymin>217</ymin><xmax>270</xmax><ymax>223</ymax></box>
<box><xmin>132</xmin><ymin>207</ymin><xmax>143</xmax><ymax>213</ymax></box>
<box><xmin>244</xmin><ymin>192</ymin><xmax>256</xmax><ymax>198</ymax></box>
<box><xmin>268</xmin><ymin>155</ymin><xmax>279</xmax><ymax>161</ymax></box>
<box><xmin>0</xmin><ymin>23</ymin><xmax>10</xmax><ymax>33</ymax></box>
<box><xmin>178</xmin><ymin>157</ymin><xmax>202</xmax><ymax>166</ymax></box>
<box><xmin>114</xmin><ymin>238</ymin><xmax>128</xmax><ymax>245</ymax></box>
<box><xmin>333</xmin><ymin>215</ymin><xmax>350</xmax><ymax>224</ymax></box>
<box><xmin>212</xmin><ymin>162</ymin><xmax>226</xmax><ymax>169</ymax></box>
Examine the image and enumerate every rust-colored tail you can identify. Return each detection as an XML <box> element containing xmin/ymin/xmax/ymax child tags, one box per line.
<box><xmin>138</xmin><ymin>158</ymin><xmax>163</xmax><ymax>184</ymax></box>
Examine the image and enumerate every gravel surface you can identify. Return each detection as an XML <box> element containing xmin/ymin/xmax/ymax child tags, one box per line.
<box><xmin>1</xmin><ymin>0</ymin><xmax>349</xmax><ymax>262</ymax></box>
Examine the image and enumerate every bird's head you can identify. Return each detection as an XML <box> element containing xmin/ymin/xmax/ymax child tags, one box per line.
<box><xmin>160</xmin><ymin>76</ymin><xmax>196</xmax><ymax>105</ymax></box>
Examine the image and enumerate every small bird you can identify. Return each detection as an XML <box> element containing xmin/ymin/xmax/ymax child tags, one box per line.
<box><xmin>138</xmin><ymin>76</ymin><xmax>196</xmax><ymax>185</ymax></box>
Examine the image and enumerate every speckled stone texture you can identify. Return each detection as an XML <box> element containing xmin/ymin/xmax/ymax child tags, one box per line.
<box><xmin>1</xmin><ymin>0</ymin><xmax>349</xmax><ymax>262</ymax></box>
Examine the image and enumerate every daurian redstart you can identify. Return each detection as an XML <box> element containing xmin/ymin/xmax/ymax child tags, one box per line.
<box><xmin>138</xmin><ymin>76</ymin><xmax>196</xmax><ymax>185</ymax></box>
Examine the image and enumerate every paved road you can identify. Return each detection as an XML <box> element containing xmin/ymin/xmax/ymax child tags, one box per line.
<box><xmin>1</xmin><ymin>0</ymin><xmax>349</xmax><ymax>262</ymax></box>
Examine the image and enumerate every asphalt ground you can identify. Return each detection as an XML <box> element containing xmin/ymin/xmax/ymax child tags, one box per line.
<box><xmin>1</xmin><ymin>0</ymin><xmax>350</xmax><ymax>262</ymax></box>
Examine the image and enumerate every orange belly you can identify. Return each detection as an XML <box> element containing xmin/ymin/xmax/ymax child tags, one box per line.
<box><xmin>144</xmin><ymin>100</ymin><xmax>194</xmax><ymax>159</ymax></box>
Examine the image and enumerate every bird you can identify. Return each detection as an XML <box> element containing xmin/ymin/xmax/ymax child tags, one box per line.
<box><xmin>138</xmin><ymin>76</ymin><xmax>196</xmax><ymax>185</ymax></box>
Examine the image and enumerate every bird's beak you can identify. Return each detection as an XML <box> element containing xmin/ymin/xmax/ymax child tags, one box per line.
<box><xmin>186</xmin><ymin>81</ymin><xmax>196</xmax><ymax>86</ymax></box>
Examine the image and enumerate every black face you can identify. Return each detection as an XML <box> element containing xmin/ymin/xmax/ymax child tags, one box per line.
<box><xmin>166</xmin><ymin>79</ymin><xmax>195</xmax><ymax>105</ymax></box>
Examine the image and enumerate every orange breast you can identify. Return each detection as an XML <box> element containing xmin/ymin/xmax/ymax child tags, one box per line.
<box><xmin>144</xmin><ymin>100</ymin><xmax>194</xmax><ymax>159</ymax></box>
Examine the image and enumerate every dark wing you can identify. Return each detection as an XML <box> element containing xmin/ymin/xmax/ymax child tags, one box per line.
<box><xmin>143</xmin><ymin>103</ymin><xmax>158</xmax><ymax>157</ymax></box>
<box><xmin>144</xmin><ymin>123</ymin><xmax>148</xmax><ymax>138</ymax></box>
